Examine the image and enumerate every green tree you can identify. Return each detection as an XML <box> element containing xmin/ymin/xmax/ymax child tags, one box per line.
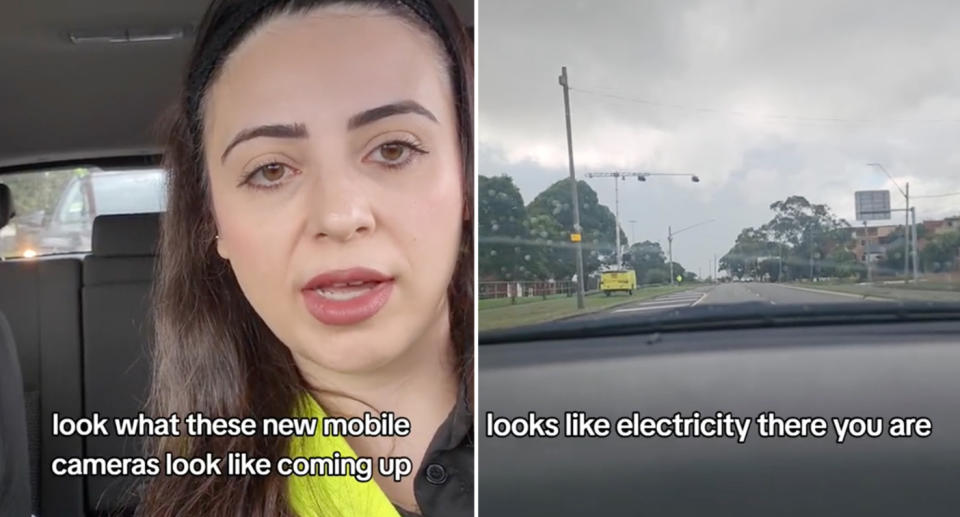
<box><xmin>478</xmin><ymin>175</ymin><xmax>529</xmax><ymax>281</ymax></box>
<box><xmin>875</xmin><ymin>227</ymin><xmax>909</xmax><ymax>276</ymax></box>
<box><xmin>524</xmin><ymin>213</ymin><xmax>566</xmax><ymax>279</ymax></box>
<box><xmin>824</xmin><ymin>248</ymin><xmax>863</xmax><ymax>279</ymax></box>
<box><xmin>644</xmin><ymin>268</ymin><xmax>669</xmax><ymax>284</ymax></box>
<box><xmin>920</xmin><ymin>230</ymin><xmax>960</xmax><ymax>273</ymax></box>
<box><xmin>721</xmin><ymin>196</ymin><xmax>854</xmax><ymax>281</ymax></box>
<box><xmin>720</xmin><ymin>227</ymin><xmax>778</xmax><ymax>280</ymax></box>
<box><xmin>526</xmin><ymin>178</ymin><xmax>625</xmax><ymax>279</ymax></box>
<box><xmin>875</xmin><ymin>225</ymin><xmax>932</xmax><ymax>276</ymax></box>
<box><xmin>762</xmin><ymin>195</ymin><xmax>853</xmax><ymax>280</ymax></box>
<box><xmin>624</xmin><ymin>240</ymin><xmax>667</xmax><ymax>283</ymax></box>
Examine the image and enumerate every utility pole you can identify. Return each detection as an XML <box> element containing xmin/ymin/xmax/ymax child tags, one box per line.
<box><xmin>905</xmin><ymin>182</ymin><xmax>910</xmax><ymax>281</ymax></box>
<box><xmin>864</xmin><ymin>221</ymin><xmax>872</xmax><ymax>282</ymax></box>
<box><xmin>668</xmin><ymin>225</ymin><xmax>674</xmax><ymax>284</ymax></box>
<box><xmin>559</xmin><ymin>66</ymin><xmax>585</xmax><ymax>309</ymax></box>
<box><xmin>778</xmin><ymin>242</ymin><xmax>783</xmax><ymax>281</ymax></box>
<box><xmin>911</xmin><ymin>206</ymin><xmax>918</xmax><ymax>280</ymax></box>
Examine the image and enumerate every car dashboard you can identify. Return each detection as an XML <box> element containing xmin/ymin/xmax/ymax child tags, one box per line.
<box><xmin>479</xmin><ymin>310</ymin><xmax>960</xmax><ymax>516</ymax></box>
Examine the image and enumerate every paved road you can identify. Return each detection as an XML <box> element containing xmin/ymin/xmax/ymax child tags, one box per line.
<box><xmin>570</xmin><ymin>282</ymin><xmax>887</xmax><ymax>322</ymax></box>
<box><xmin>698</xmin><ymin>282</ymin><xmax>888</xmax><ymax>305</ymax></box>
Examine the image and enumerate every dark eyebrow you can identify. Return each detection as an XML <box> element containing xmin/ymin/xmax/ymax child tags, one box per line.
<box><xmin>347</xmin><ymin>100</ymin><xmax>438</xmax><ymax>130</ymax></box>
<box><xmin>221</xmin><ymin>123</ymin><xmax>308</xmax><ymax>164</ymax></box>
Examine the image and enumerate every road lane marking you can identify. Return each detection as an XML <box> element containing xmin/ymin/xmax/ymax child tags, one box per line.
<box><xmin>774</xmin><ymin>284</ymin><xmax>877</xmax><ymax>299</ymax></box>
<box><xmin>614</xmin><ymin>303</ymin><xmax>692</xmax><ymax>313</ymax></box>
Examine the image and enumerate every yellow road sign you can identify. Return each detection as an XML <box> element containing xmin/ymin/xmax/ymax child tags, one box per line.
<box><xmin>570</xmin><ymin>233</ymin><xmax>582</xmax><ymax>242</ymax></box>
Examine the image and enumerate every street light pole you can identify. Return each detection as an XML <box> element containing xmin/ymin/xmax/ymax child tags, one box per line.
<box><xmin>905</xmin><ymin>182</ymin><xmax>910</xmax><ymax>280</ymax></box>
<box><xmin>614</xmin><ymin>174</ymin><xmax>621</xmax><ymax>267</ymax></box>
<box><xmin>867</xmin><ymin>163</ymin><xmax>913</xmax><ymax>282</ymax></box>
<box><xmin>560</xmin><ymin>66</ymin><xmax>585</xmax><ymax>309</ymax></box>
<box><xmin>586</xmin><ymin>171</ymin><xmax>702</xmax><ymax>274</ymax></box>
<box><xmin>667</xmin><ymin>218</ymin><xmax>717</xmax><ymax>285</ymax></box>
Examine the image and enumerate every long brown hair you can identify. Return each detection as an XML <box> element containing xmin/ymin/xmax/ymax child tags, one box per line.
<box><xmin>138</xmin><ymin>1</ymin><xmax>472</xmax><ymax>515</ymax></box>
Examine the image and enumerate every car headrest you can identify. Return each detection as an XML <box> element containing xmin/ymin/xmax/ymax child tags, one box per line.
<box><xmin>0</xmin><ymin>183</ymin><xmax>13</xmax><ymax>228</ymax></box>
<box><xmin>91</xmin><ymin>213</ymin><xmax>161</xmax><ymax>257</ymax></box>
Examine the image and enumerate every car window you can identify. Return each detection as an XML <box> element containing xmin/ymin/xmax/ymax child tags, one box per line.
<box><xmin>56</xmin><ymin>180</ymin><xmax>87</xmax><ymax>224</ymax></box>
<box><xmin>1</xmin><ymin>165</ymin><xmax>165</xmax><ymax>258</ymax></box>
<box><xmin>92</xmin><ymin>170</ymin><xmax>166</xmax><ymax>215</ymax></box>
<box><xmin>478</xmin><ymin>1</ymin><xmax>960</xmax><ymax>331</ymax></box>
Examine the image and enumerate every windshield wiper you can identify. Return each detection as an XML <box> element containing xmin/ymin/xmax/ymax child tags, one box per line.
<box><xmin>479</xmin><ymin>301</ymin><xmax>960</xmax><ymax>345</ymax></box>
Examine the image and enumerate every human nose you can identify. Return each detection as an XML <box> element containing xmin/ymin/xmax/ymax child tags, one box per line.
<box><xmin>305</xmin><ymin>170</ymin><xmax>375</xmax><ymax>242</ymax></box>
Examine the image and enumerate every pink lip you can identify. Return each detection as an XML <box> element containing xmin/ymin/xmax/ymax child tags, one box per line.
<box><xmin>301</xmin><ymin>268</ymin><xmax>395</xmax><ymax>326</ymax></box>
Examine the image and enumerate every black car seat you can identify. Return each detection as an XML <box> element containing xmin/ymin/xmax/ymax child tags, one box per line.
<box><xmin>0</xmin><ymin>183</ymin><xmax>13</xmax><ymax>228</ymax></box>
<box><xmin>0</xmin><ymin>310</ymin><xmax>32</xmax><ymax>516</ymax></box>
<box><xmin>0</xmin><ymin>184</ymin><xmax>85</xmax><ymax>516</ymax></box>
<box><xmin>82</xmin><ymin>213</ymin><xmax>160</xmax><ymax>515</ymax></box>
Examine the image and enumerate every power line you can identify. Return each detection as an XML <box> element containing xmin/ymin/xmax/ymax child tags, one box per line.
<box><xmin>913</xmin><ymin>191</ymin><xmax>960</xmax><ymax>199</ymax></box>
<box><xmin>569</xmin><ymin>86</ymin><xmax>960</xmax><ymax>126</ymax></box>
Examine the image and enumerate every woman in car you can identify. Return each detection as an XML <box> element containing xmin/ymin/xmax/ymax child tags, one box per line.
<box><xmin>138</xmin><ymin>1</ymin><xmax>473</xmax><ymax>515</ymax></box>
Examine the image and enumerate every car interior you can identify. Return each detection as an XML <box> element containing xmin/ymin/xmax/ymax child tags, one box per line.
<box><xmin>0</xmin><ymin>1</ymin><xmax>473</xmax><ymax>516</ymax></box>
<box><xmin>479</xmin><ymin>304</ymin><xmax>960</xmax><ymax>516</ymax></box>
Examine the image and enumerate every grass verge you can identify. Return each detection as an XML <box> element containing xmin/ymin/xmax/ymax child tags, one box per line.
<box><xmin>788</xmin><ymin>282</ymin><xmax>960</xmax><ymax>302</ymax></box>
<box><xmin>479</xmin><ymin>285</ymin><xmax>692</xmax><ymax>331</ymax></box>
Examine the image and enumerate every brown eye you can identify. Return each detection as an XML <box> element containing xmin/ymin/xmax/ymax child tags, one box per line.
<box><xmin>364</xmin><ymin>139</ymin><xmax>427</xmax><ymax>169</ymax></box>
<box><xmin>379</xmin><ymin>143</ymin><xmax>406</xmax><ymax>162</ymax></box>
<box><xmin>244</xmin><ymin>162</ymin><xmax>299</xmax><ymax>189</ymax></box>
<box><xmin>261</xmin><ymin>163</ymin><xmax>285</xmax><ymax>181</ymax></box>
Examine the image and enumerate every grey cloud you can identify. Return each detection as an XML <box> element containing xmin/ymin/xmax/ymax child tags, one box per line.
<box><xmin>478</xmin><ymin>0</ymin><xmax>960</xmax><ymax>276</ymax></box>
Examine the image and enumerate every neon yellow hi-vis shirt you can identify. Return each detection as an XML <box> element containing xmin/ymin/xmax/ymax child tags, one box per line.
<box><xmin>288</xmin><ymin>394</ymin><xmax>401</xmax><ymax>517</ymax></box>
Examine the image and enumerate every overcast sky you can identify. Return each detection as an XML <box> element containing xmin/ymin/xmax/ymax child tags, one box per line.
<box><xmin>478</xmin><ymin>0</ymin><xmax>960</xmax><ymax>277</ymax></box>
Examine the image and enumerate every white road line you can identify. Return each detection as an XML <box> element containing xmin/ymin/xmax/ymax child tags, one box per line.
<box><xmin>614</xmin><ymin>303</ymin><xmax>692</xmax><ymax>313</ymax></box>
<box><xmin>622</xmin><ymin>299</ymin><xmax>698</xmax><ymax>307</ymax></box>
<box><xmin>774</xmin><ymin>284</ymin><xmax>871</xmax><ymax>299</ymax></box>
<box><xmin>612</xmin><ymin>288</ymin><xmax>709</xmax><ymax>313</ymax></box>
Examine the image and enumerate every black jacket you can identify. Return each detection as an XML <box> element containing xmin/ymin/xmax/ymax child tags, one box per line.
<box><xmin>396</xmin><ymin>377</ymin><xmax>473</xmax><ymax>517</ymax></box>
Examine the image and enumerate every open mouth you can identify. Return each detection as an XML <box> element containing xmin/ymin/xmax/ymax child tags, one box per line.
<box><xmin>301</xmin><ymin>268</ymin><xmax>395</xmax><ymax>325</ymax></box>
<box><xmin>312</xmin><ymin>281</ymin><xmax>382</xmax><ymax>301</ymax></box>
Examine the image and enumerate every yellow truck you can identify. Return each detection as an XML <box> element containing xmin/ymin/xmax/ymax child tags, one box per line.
<box><xmin>599</xmin><ymin>269</ymin><xmax>637</xmax><ymax>296</ymax></box>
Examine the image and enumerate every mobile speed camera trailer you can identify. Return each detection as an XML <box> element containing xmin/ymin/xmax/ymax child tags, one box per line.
<box><xmin>599</xmin><ymin>268</ymin><xmax>637</xmax><ymax>296</ymax></box>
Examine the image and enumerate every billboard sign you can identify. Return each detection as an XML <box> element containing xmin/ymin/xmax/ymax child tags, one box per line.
<box><xmin>855</xmin><ymin>190</ymin><xmax>891</xmax><ymax>221</ymax></box>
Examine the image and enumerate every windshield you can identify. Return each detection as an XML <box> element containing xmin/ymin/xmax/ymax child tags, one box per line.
<box><xmin>478</xmin><ymin>2</ymin><xmax>960</xmax><ymax>331</ymax></box>
<box><xmin>1</xmin><ymin>166</ymin><xmax>166</xmax><ymax>258</ymax></box>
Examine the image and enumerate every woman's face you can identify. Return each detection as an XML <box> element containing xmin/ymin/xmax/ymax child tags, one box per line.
<box><xmin>202</xmin><ymin>7</ymin><xmax>463</xmax><ymax>375</ymax></box>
